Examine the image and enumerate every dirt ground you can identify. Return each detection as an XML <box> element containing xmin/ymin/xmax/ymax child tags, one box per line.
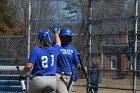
<box><xmin>74</xmin><ymin>78</ymin><xmax>140</xmax><ymax>93</ymax></box>
<box><xmin>74</xmin><ymin>86</ymin><xmax>139</xmax><ymax>93</ymax></box>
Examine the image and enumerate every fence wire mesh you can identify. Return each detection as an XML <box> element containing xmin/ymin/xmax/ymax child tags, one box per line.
<box><xmin>0</xmin><ymin>0</ymin><xmax>140</xmax><ymax>93</ymax></box>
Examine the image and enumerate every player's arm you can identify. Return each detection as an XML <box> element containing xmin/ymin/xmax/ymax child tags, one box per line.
<box><xmin>54</xmin><ymin>28</ymin><xmax>61</xmax><ymax>46</ymax></box>
<box><xmin>72</xmin><ymin>48</ymin><xmax>81</xmax><ymax>69</ymax></box>
<box><xmin>20</xmin><ymin>62</ymin><xmax>33</xmax><ymax>76</ymax></box>
<box><xmin>52</xmin><ymin>23</ymin><xmax>61</xmax><ymax>46</ymax></box>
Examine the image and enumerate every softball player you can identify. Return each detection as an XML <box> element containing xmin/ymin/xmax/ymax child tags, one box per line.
<box><xmin>19</xmin><ymin>26</ymin><xmax>61</xmax><ymax>93</ymax></box>
<box><xmin>56</xmin><ymin>28</ymin><xmax>81</xmax><ymax>93</ymax></box>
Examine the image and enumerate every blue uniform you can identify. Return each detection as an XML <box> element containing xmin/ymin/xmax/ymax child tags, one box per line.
<box><xmin>29</xmin><ymin>44</ymin><xmax>60</xmax><ymax>93</ymax></box>
<box><xmin>56</xmin><ymin>27</ymin><xmax>80</xmax><ymax>93</ymax></box>
<box><xmin>56</xmin><ymin>44</ymin><xmax>80</xmax><ymax>93</ymax></box>
<box><xmin>29</xmin><ymin>44</ymin><xmax>60</xmax><ymax>75</ymax></box>
<box><xmin>57</xmin><ymin>44</ymin><xmax>80</xmax><ymax>74</ymax></box>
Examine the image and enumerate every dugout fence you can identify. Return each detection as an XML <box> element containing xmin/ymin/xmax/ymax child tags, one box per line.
<box><xmin>0</xmin><ymin>0</ymin><xmax>140</xmax><ymax>93</ymax></box>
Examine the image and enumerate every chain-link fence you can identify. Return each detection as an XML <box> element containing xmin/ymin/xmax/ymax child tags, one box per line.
<box><xmin>86</xmin><ymin>0</ymin><xmax>140</xmax><ymax>93</ymax></box>
<box><xmin>0</xmin><ymin>0</ymin><xmax>140</xmax><ymax>93</ymax></box>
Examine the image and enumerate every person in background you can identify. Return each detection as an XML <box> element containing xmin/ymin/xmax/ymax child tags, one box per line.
<box><xmin>56</xmin><ymin>28</ymin><xmax>81</xmax><ymax>93</ymax></box>
<box><xmin>89</xmin><ymin>58</ymin><xmax>103</xmax><ymax>93</ymax></box>
<box><xmin>19</xmin><ymin>24</ymin><xmax>61</xmax><ymax>93</ymax></box>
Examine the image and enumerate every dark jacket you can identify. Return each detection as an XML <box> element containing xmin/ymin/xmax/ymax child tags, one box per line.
<box><xmin>89</xmin><ymin>64</ymin><xmax>102</xmax><ymax>86</ymax></box>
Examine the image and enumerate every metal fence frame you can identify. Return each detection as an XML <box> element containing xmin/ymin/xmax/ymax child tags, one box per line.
<box><xmin>0</xmin><ymin>0</ymin><xmax>140</xmax><ymax>93</ymax></box>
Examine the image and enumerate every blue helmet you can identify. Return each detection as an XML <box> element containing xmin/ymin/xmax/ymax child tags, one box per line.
<box><xmin>38</xmin><ymin>29</ymin><xmax>52</xmax><ymax>43</ymax></box>
<box><xmin>60</xmin><ymin>28</ymin><xmax>72</xmax><ymax>37</ymax></box>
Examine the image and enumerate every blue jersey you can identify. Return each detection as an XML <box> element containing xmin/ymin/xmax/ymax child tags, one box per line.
<box><xmin>57</xmin><ymin>44</ymin><xmax>80</xmax><ymax>73</ymax></box>
<box><xmin>28</xmin><ymin>44</ymin><xmax>60</xmax><ymax>76</ymax></box>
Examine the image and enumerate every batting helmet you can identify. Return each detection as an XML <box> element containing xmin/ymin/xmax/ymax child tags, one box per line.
<box><xmin>38</xmin><ymin>29</ymin><xmax>52</xmax><ymax>43</ymax></box>
<box><xmin>60</xmin><ymin>28</ymin><xmax>72</xmax><ymax>37</ymax></box>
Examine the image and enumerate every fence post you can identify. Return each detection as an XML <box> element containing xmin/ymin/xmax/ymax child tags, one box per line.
<box><xmin>27</xmin><ymin>0</ymin><xmax>32</xmax><ymax>93</ymax></box>
<box><xmin>133</xmin><ymin>0</ymin><xmax>138</xmax><ymax>93</ymax></box>
<box><xmin>87</xmin><ymin>0</ymin><xmax>93</xmax><ymax>93</ymax></box>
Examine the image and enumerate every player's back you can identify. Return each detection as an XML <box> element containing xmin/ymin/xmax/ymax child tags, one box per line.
<box><xmin>29</xmin><ymin>45</ymin><xmax>60</xmax><ymax>76</ymax></box>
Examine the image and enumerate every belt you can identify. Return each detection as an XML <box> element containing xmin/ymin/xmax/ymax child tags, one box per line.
<box><xmin>34</xmin><ymin>74</ymin><xmax>55</xmax><ymax>76</ymax></box>
<box><xmin>61</xmin><ymin>72</ymin><xmax>72</xmax><ymax>76</ymax></box>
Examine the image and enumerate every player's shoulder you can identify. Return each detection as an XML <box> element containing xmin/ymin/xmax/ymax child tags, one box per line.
<box><xmin>33</xmin><ymin>47</ymin><xmax>41</xmax><ymax>50</ymax></box>
<box><xmin>68</xmin><ymin>45</ymin><xmax>76</xmax><ymax>49</ymax></box>
<box><xmin>70</xmin><ymin>45</ymin><xmax>78</xmax><ymax>52</ymax></box>
<box><xmin>52</xmin><ymin>44</ymin><xmax>61</xmax><ymax>50</ymax></box>
<box><xmin>31</xmin><ymin>47</ymin><xmax>42</xmax><ymax>52</ymax></box>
